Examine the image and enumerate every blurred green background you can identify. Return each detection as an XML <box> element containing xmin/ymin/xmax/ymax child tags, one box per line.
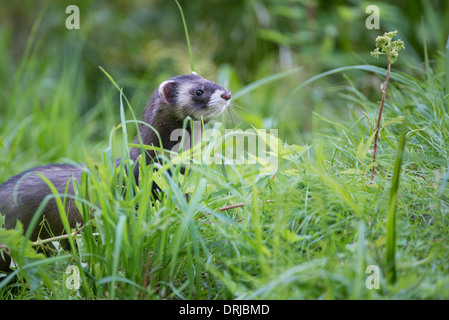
<box><xmin>0</xmin><ymin>0</ymin><xmax>448</xmax><ymax>171</ymax></box>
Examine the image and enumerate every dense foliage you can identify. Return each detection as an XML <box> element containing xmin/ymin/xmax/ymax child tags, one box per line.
<box><xmin>0</xmin><ymin>0</ymin><xmax>448</xmax><ymax>299</ymax></box>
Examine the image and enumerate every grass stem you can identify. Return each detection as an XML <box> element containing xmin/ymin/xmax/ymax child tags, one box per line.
<box><xmin>174</xmin><ymin>0</ymin><xmax>195</xmax><ymax>72</ymax></box>
<box><xmin>385</xmin><ymin>109</ymin><xmax>410</xmax><ymax>284</ymax></box>
<box><xmin>371</xmin><ymin>56</ymin><xmax>391</xmax><ymax>180</ymax></box>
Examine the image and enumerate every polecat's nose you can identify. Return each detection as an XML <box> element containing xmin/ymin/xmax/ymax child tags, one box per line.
<box><xmin>221</xmin><ymin>90</ymin><xmax>231</xmax><ymax>101</ymax></box>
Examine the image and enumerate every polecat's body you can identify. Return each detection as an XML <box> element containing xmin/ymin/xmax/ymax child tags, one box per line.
<box><xmin>0</xmin><ymin>73</ymin><xmax>231</xmax><ymax>272</ymax></box>
<box><xmin>0</xmin><ymin>164</ymin><xmax>83</xmax><ymax>241</ymax></box>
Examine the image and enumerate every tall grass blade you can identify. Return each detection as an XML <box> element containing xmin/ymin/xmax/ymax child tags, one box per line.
<box><xmin>233</xmin><ymin>67</ymin><xmax>302</xmax><ymax>100</ymax></box>
<box><xmin>421</xmin><ymin>20</ymin><xmax>434</xmax><ymax>95</ymax></box>
<box><xmin>110</xmin><ymin>214</ymin><xmax>126</xmax><ymax>300</ymax></box>
<box><xmin>7</xmin><ymin>5</ymin><xmax>47</xmax><ymax>122</ymax></box>
<box><xmin>289</xmin><ymin>65</ymin><xmax>422</xmax><ymax>96</ymax></box>
<box><xmin>385</xmin><ymin>108</ymin><xmax>410</xmax><ymax>284</ymax></box>
<box><xmin>174</xmin><ymin>0</ymin><xmax>195</xmax><ymax>72</ymax></box>
<box><xmin>445</xmin><ymin>35</ymin><xmax>449</xmax><ymax>98</ymax></box>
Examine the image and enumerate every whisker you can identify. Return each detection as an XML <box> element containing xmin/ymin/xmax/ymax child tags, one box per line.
<box><xmin>229</xmin><ymin>101</ymin><xmax>250</xmax><ymax>113</ymax></box>
<box><xmin>224</xmin><ymin>104</ymin><xmax>238</xmax><ymax>125</ymax></box>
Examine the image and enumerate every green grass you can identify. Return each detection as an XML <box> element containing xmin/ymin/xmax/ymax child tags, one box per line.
<box><xmin>1</xmin><ymin>1</ymin><xmax>449</xmax><ymax>300</ymax></box>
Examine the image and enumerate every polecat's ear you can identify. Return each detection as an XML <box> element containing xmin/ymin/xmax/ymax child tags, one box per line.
<box><xmin>158</xmin><ymin>80</ymin><xmax>176</xmax><ymax>105</ymax></box>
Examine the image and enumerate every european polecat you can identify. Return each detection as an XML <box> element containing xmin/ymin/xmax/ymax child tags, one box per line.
<box><xmin>0</xmin><ymin>72</ymin><xmax>231</xmax><ymax>272</ymax></box>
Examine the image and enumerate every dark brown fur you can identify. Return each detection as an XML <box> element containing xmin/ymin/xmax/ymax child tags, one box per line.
<box><xmin>0</xmin><ymin>73</ymin><xmax>230</xmax><ymax>273</ymax></box>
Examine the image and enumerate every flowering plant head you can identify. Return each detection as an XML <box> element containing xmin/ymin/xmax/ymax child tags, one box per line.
<box><xmin>370</xmin><ymin>30</ymin><xmax>405</xmax><ymax>64</ymax></box>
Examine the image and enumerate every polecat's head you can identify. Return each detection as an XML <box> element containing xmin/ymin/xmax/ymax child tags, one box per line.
<box><xmin>157</xmin><ymin>72</ymin><xmax>231</xmax><ymax>121</ymax></box>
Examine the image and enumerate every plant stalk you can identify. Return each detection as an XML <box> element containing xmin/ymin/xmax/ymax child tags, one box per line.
<box><xmin>371</xmin><ymin>56</ymin><xmax>391</xmax><ymax>180</ymax></box>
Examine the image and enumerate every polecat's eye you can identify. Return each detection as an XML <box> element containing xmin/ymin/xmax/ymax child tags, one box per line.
<box><xmin>195</xmin><ymin>90</ymin><xmax>204</xmax><ymax>96</ymax></box>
